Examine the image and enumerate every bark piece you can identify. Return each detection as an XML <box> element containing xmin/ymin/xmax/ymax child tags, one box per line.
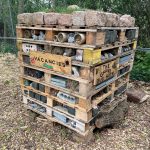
<box><xmin>44</xmin><ymin>13</ymin><xmax>60</xmax><ymax>25</ymax></box>
<box><xmin>72</xmin><ymin>11</ymin><xmax>85</xmax><ymax>26</ymax></box>
<box><xmin>58</xmin><ymin>14</ymin><xmax>72</xmax><ymax>26</ymax></box>
<box><xmin>17</xmin><ymin>13</ymin><xmax>33</xmax><ymax>25</ymax></box>
<box><xmin>127</xmin><ymin>88</ymin><xmax>149</xmax><ymax>103</ymax></box>
<box><xmin>85</xmin><ymin>10</ymin><xmax>107</xmax><ymax>27</ymax></box>
<box><xmin>120</xmin><ymin>15</ymin><xmax>135</xmax><ymax>27</ymax></box>
<box><xmin>33</xmin><ymin>12</ymin><xmax>45</xmax><ymax>25</ymax></box>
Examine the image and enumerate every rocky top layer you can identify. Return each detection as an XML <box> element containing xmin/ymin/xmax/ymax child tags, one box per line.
<box><xmin>17</xmin><ymin>10</ymin><xmax>135</xmax><ymax>27</ymax></box>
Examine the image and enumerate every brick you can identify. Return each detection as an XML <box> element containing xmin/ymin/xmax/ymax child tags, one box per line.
<box><xmin>44</xmin><ymin>13</ymin><xmax>60</xmax><ymax>25</ymax></box>
<box><xmin>105</xmin><ymin>13</ymin><xmax>120</xmax><ymax>27</ymax></box>
<box><xmin>17</xmin><ymin>13</ymin><xmax>33</xmax><ymax>25</ymax></box>
<box><xmin>85</xmin><ymin>10</ymin><xmax>107</xmax><ymax>27</ymax></box>
<box><xmin>119</xmin><ymin>15</ymin><xmax>135</xmax><ymax>27</ymax></box>
<box><xmin>58</xmin><ymin>14</ymin><xmax>72</xmax><ymax>26</ymax></box>
<box><xmin>72</xmin><ymin>11</ymin><xmax>85</xmax><ymax>26</ymax></box>
<box><xmin>32</xmin><ymin>12</ymin><xmax>45</xmax><ymax>25</ymax></box>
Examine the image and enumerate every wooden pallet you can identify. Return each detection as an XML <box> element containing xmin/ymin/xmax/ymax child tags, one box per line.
<box><xmin>23</xmin><ymin>96</ymin><xmax>94</xmax><ymax>136</ymax></box>
<box><xmin>20</xmin><ymin>76</ymin><xmax>114</xmax><ymax>113</ymax></box>
<box><xmin>20</xmin><ymin>70</ymin><xmax>130</xmax><ymax>123</ymax></box>
<box><xmin>18</xmin><ymin>47</ymin><xmax>135</xmax><ymax>84</ymax></box>
<box><xmin>22</xmin><ymin>92</ymin><xmax>127</xmax><ymax>137</ymax></box>
<box><xmin>19</xmin><ymin>62</ymin><xmax>133</xmax><ymax>106</ymax></box>
<box><xmin>16</xmin><ymin>26</ymin><xmax>139</xmax><ymax>48</ymax></box>
<box><xmin>19</xmin><ymin>62</ymin><xmax>118</xmax><ymax>98</ymax></box>
<box><xmin>17</xmin><ymin>39</ymin><xmax>137</xmax><ymax>67</ymax></box>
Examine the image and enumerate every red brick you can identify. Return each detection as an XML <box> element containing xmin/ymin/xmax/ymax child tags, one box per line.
<box><xmin>120</xmin><ymin>15</ymin><xmax>135</xmax><ymax>27</ymax></box>
<box><xmin>105</xmin><ymin>13</ymin><xmax>120</xmax><ymax>27</ymax></box>
<box><xmin>33</xmin><ymin>12</ymin><xmax>45</xmax><ymax>25</ymax></box>
<box><xmin>17</xmin><ymin>13</ymin><xmax>33</xmax><ymax>25</ymax></box>
<box><xmin>85</xmin><ymin>10</ymin><xmax>106</xmax><ymax>27</ymax></box>
<box><xmin>58</xmin><ymin>14</ymin><xmax>72</xmax><ymax>26</ymax></box>
<box><xmin>44</xmin><ymin>13</ymin><xmax>60</xmax><ymax>25</ymax></box>
<box><xmin>72</xmin><ymin>11</ymin><xmax>85</xmax><ymax>26</ymax></box>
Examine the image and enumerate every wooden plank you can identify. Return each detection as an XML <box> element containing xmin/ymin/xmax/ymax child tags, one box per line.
<box><xmin>97</xmin><ymin>27</ymin><xmax>139</xmax><ymax>30</ymax></box>
<box><xmin>94</xmin><ymin>60</ymin><xmax>118</xmax><ymax>85</ymax></box>
<box><xmin>16</xmin><ymin>26</ymin><xmax>97</xmax><ymax>32</ymax></box>
<box><xmin>86</xmin><ymin>32</ymin><xmax>96</xmax><ymax>45</ymax></box>
<box><xmin>20</xmin><ymin>75</ymin><xmax>86</xmax><ymax>99</ymax></box>
<box><xmin>92</xmin><ymin>91</ymin><xmax>112</xmax><ymax>106</ymax></box>
<box><xmin>96</xmin><ymin>31</ymin><xmax>105</xmax><ymax>46</ymax></box>
<box><xmin>16</xmin><ymin>25</ymin><xmax>138</xmax><ymax>32</ymax></box>
<box><xmin>18</xmin><ymin>38</ymin><xmax>136</xmax><ymax>52</ymax></box>
<box><xmin>45</xmin><ymin>30</ymin><xmax>55</xmax><ymax>41</ymax></box>
<box><xmin>83</xmin><ymin>48</ymin><xmax>101</xmax><ymax>65</ymax></box>
<box><xmin>24</xmin><ymin>104</ymin><xmax>91</xmax><ymax>136</ymax></box>
<box><xmin>24</xmin><ymin>94</ymin><xmax>91</xmax><ymax>123</ymax></box>
<box><xmin>18</xmin><ymin>38</ymin><xmax>96</xmax><ymax>49</ymax></box>
<box><xmin>16</xmin><ymin>28</ymin><xmax>23</xmax><ymax>38</ymax></box>
<box><xmin>30</xmin><ymin>51</ymin><xmax>72</xmax><ymax>74</ymax></box>
<box><xmin>20</xmin><ymin>62</ymin><xmax>89</xmax><ymax>84</ymax></box>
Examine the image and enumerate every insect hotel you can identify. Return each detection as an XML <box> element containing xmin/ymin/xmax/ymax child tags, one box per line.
<box><xmin>17</xmin><ymin>11</ymin><xmax>139</xmax><ymax>140</ymax></box>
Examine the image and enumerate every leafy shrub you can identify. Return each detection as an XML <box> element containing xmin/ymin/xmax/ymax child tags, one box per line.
<box><xmin>131</xmin><ymin>50</ymin><xmax>150</xmax><ymax>82</ymax></box>
<box><xmin>0</xmin><ymin>41</ymin><xmax>17</xmax><ymax>54</ymax></box>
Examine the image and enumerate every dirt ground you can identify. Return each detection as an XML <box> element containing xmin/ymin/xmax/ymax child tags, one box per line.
<box><xmin>0</xmin><ymin>53</ymin><xmax>150</xmax><ymax>150</ymax></box>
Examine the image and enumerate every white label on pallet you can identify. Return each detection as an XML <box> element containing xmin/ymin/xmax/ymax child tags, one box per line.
<box><xmin>46</xmin><ymin>107</ymin><xmax>52</xmax><ymax>116</ymax></box>
<box><xmin>23</xmin><ymin>95</ymin><xmax>28</xmax><ymax>104</ymax></box>
<box><xmin>22</xmin><ymin>43</ymin><xmax>38</xmax><ymax>53</ymax></box>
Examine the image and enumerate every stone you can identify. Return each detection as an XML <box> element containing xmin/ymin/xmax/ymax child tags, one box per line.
<box><xmin>17</xmin><ymin>13</ymin><xmax>33</xmax><ymax>25</ymax></box>
<box><xmin>120</xmin><ymin>15</ymin><xmax>135</xmax><ymax>27</ymax></box>
<box><xmin>105</xmin><ymin>13</ymin><xmax>120</xmax><ymax>27</ymax></box>
<box><xmin>32</xmin><ymin>12</ymin><xmax>45</xmax><ymax>25</ymax></box>
<box><xmin>127</xmin><ymin>88</ymin><xmax>149</xmax><ymax>103</ymax></box>
<box><xmin>58</xmin><ymin>14</ymin><xmax>72</xmax><ymax>26</ymax></box>
<box><xmin>72</xmin><ymin>11</ymin><xmax>85</xmax><ymax>26</ymax></box>
<box><xmin>44</xmin><ymin>13</ymin><xmax>60</xmax><ymax>25</ymax></box>
<box><xmin>85</xmin><ymin>10</ymin><xmax>107</xmax><ymax>27</ymax></box>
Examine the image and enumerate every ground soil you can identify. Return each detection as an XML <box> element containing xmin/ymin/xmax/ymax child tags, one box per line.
<box><xmin>0</xmin><ymin>53</ymin><xmax>150</xmax><ymax>150</ymax></box>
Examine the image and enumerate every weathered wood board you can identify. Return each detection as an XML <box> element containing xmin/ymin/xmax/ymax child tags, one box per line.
<box><xmin>83</xmin><ymin>48</ymin><xmax>101</xmax><ymax>65</ymax></box>
<box><xmin>94</xmin><ymin>60</ymin><xmax>117</xmax><ymax>85</ymax></box>
<box><xmin>30</xmin><ymin>51</ymin><xmax>72</xmax><ymax>74</ymax></box>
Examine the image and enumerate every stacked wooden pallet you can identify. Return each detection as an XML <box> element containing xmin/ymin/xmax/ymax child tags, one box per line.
<box><xmin>17</xmin><ymin>10</ymin><xmax>139</xmax><ymax>140</ymax></box>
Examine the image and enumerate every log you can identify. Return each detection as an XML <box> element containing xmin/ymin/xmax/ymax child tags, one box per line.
<box><xmin>127</xmin><ymin>88</ymin><xmax>149</xmax><ymax>103</ymax></box>
<box><xmin>95</xmin><ymin>97</ymin><xmax>129</xmax><ymax>129</ymax></box>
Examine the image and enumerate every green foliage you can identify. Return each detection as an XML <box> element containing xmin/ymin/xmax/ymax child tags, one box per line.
<box><xmin>131</xmin><ymin>51</ymin><xmax>150</xmax><ymax>82</ymax></box>
<box><xmin>0</xmin><ymin>41</ymin><xmax>17</xmax><ymax>54</ymax></box>
<box><xmin>53</xmin><ymin>7</ymin><xmax>79</xmax><ymax>14</ymax></box>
